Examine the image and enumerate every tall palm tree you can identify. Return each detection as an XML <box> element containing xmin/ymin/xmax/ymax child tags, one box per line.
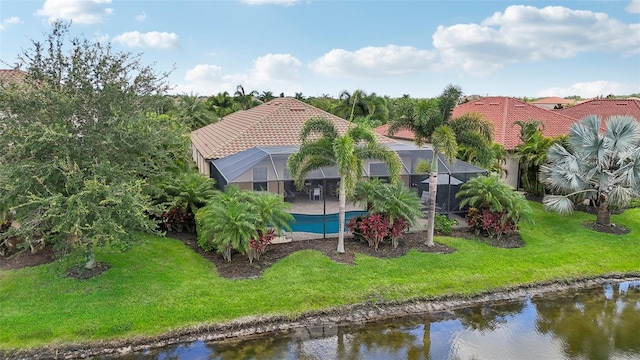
<box><xmin>541</xmin><ymin>115</ymin><xmax>640</xmax><ymax>226</ymax></box>
<box><xmin>288</xmin><ymin>117</ymin><xmax>402</xmax><ymax>253</ymax></box>
<box><xmin>387</xmin><ymin>84</ymin><xmax>494</xmax><ymax>246</ymax></box>
<box><xmin>175</xmin><ymin>93</ymin><xmax>216</xmax><ymax>130</ymax></box>
<box><xmin>259</xmin><ymin>91</ymin><xmax>275</xmax><ymax>102</ymax></box>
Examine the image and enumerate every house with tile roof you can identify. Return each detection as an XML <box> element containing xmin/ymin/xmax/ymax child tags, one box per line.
<box><xmin>191</xmin><ymin>97</ymin><xmax>395</xmax><ymax>177</ymax></box>
<box><xmin>0</xmin><ymin>69</ymin><xmax>27</xmax><ymax>89</ymax></box>
<box><xmin>192</xmin><ymin>97</ymin><xmax>486</xmax><ymax>218</ymax></box>
<box><xmin>376</xmin><ymin>96</ymin><xmax>579</xmax><ymax>188</ymax></box>
<box><xmin>555</xmin><ymin>98</ymin><xmax>640</xmax><ymax>123</ymax></box>
<box><xmin>530</xmin><ymin>96</ymin><xmax>577</xmax><ymax>110</ymax></box>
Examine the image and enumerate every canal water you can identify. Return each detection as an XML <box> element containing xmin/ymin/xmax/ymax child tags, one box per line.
<box><xmin>114</xmin><ymin>280</ymin><xmax>640</xmax><ymax>359</ymax></box>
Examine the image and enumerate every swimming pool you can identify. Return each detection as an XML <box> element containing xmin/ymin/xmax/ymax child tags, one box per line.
<box><xmin>288</xmin><ymin>211</ymin><xmax>367</xmax><ymax>234</ymax></box>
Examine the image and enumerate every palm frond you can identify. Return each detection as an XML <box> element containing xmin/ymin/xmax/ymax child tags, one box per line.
<box><xmin>542</xmin><ymin>195</ymin><xmax>576</xmax><ymax>215</ymax></box>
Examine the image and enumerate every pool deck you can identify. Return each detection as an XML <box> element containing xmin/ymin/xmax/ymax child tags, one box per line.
<box><xmin>282</xmin><ymin>194</ymin><xmax>467</xmax><ymax>241</ymax></box>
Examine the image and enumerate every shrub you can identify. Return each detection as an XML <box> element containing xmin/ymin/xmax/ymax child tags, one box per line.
<box><xmin>347</xmin><ymin>214</ymin><xmax>409</xmax><ymax>250</ymax></box>
<box><xmin>161</xmin><ymin>206</ymin><xmax>195</xmax><ymax>233</ymax></box>
<box><xmin>434</xmin><ymin>214</ymin><xmax>458</xmax><ymax>236</ymax></box>
<box><xmin>247</xmin><ymin>228</ymin><xmax>275</xmax><ymax>264</ymax></box>
<box><xmin>466</xmin><ymin>207</ymin><xmax>516</xmax><ymax>239</ymax></box>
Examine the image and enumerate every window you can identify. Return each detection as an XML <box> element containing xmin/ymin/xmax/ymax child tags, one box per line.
<box><xmin>253</xmin><ymin>166</ymin><xmax>268</xmax><ymax>191</ymax></box>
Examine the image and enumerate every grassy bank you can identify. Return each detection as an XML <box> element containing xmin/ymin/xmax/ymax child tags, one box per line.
<box><xmin>1</xmin><ymin>202</ymin><xmax>639</xmax><ymax>350</ymax></box>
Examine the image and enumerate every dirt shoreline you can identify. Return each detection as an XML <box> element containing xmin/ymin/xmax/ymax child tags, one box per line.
<box><xmin>3</xmin><ymin>273</ymin><xmax>639</xmax><ymax>360</ymax></box>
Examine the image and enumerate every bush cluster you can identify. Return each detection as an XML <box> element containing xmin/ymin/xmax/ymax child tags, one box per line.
<box><xmin>347</xmin><ymin>214</ymin><xmax>409</xmax><ymax>250</ymax></box>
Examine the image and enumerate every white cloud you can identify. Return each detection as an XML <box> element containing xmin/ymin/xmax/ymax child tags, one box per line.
<box><xmin>135</xmin><ymin>11</ymin><xmax>146</xmax><ymax>22</ymax></box>
<box><xmin>175</xmin><ymin>54</ymin><xmax>303</xmax><ymax>96</ymax></box>
<box><xmin>0</xmin><ymin>16</ymin><xmax>21</xmax><ymax>31</ymax></box>
<box><xmin>432</xmin><ymin>5</ymin><xmax>640</xmax><ymax>73</ymax></box>
<box><xmin>241</xmin><ymin>0</ymin><xmax>298</xmax><ymax>6</ymax></box>
<box><xmin>112</xmin><ymin>31</ymin><xmax>179</xmax><ymax>49</ymax></box>
<box><xmin>626</xmin><ymin>0</ymin><xmax>640</xmax><ymax>13</ymax></box>
<box><xmin>537</xmin><ymin>81</ymin><xmax>637</xmax><ymax>98</ymax></box>
<box><xmin>36</xmin><ymin>0</ymin><xmax>113</xmax><ymax>25</ymax></box>
<box><xmin>309</xmin><ymin>45</ymin><xmax>437</xmax><ymax>78</ymax></box>
<box><xmin>93</xmin><ymin>31</ymin><xmax>109</xmax><ymax>42</ymax></box>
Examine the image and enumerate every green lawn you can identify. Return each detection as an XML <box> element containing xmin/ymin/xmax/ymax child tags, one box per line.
<box><xmin>1</xmin><ymin>202</ymin><xmax>639</xmax><ymax>350</ymax></box>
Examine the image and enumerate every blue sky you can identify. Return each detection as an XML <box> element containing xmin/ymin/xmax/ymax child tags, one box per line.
<box><xmin>1</xmin><ymin>0</ymin><xmax>639</xmax><ymax>99</ymax></box>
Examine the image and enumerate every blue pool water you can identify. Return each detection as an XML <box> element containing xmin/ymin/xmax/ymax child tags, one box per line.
<box><xmin>289</xmin><ymin>211</ymin><xmax>367</xmax><ymax>234</ymax></box>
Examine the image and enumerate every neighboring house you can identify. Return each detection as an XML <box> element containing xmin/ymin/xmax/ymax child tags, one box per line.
<box><xmin>376</xmin><ymin>97</ymin><xmax>579</xmax><ymax>188</ymax></box>
<box><xmin>530</xmin><ymin>96</ymin><xmax>577</xmax><ymax>109</ymax></box>
<box><xmin>0</xmin><ymin>68</ymin><xmax>27</xmax><ymax>89</ymax></box>
<box><xmin>555</xmin><ymin>98</ymin><xmax>640</xmax><ymax>124</ymax></box>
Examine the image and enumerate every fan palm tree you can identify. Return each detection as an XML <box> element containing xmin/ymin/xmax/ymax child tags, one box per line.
<box><xmin>288</xmin><ymin>117</ymin><xmax>402</xmax><ymax>253</ymax></box>
<box><xmin>175</xmin><ymin>93</ymin><xmax>216</xmax><ymax>130</ymax></box>
<box><xmin>541</xmin><ymin>115</ymin><xmax>640</xmax><ymax>225</ymax></box>
<box><xmin>387</xmin><ymin>84</ymin><xmax>494</xmax><ymax>246</ymax></box>
<box><xmin>208</xmin><ymin>91</ymin><xmax>235</xmax><ymax>117</ymax></box>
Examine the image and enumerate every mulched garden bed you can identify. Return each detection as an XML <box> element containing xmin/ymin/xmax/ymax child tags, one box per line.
<box><xmin>168</xmin><ymin>229</ymin><xmax>529</xmax><ymax>280</ymax></box>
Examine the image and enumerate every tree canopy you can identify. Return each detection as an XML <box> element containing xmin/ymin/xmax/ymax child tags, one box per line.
<box><xmin>0</xmin><ymin>22</ymin><xmax>191</xmax><ymax>268</ymax></box>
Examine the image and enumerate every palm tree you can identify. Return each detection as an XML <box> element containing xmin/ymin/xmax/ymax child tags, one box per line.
<box><xmin>175</xmin><ymin>93</ymin><xmax>217</xmax><ymax>130</ymax></box>
<box><xmin>259</xmin><ymin>91</ymin><xmax>275</xmax><ymax>102</ymax></box>
<box><xmin>541</xmin><ymin>115</ymin><xmax>640</xmax><ymax>226</ymax></box>
<box><xmin>387</xmin><ymin>84</ymin><xmax>494</xmax><ymax>246</ymax></box>
<box><xmin>234</xmin><ymin>84</ymin><xmax>259</xmax><ymax>110</ymax></box>
<box><xmin>513</xmin><ymin>120</ymin><xmax>558</xmax><ymax>196</ymax></box>
<box><xmin>208</xmin><ymin>91</ymin><xmax>235</xmax><ymax>117</ymax></box>
<box><xmin>288</xmin><ymin>117</ymin><xmax>402</xmax><ymax>253</ymax></box>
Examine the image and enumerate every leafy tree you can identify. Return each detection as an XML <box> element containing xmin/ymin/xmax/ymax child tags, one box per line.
<box><xmin>541</xmin><ymin>115</ymin><xmax>640</xmax><ymax>225</ymax></box>
<box><xmin>0</xmin><ymin>22</ymin><xmax>190</xmax><ymax>269</ymax></box>
<box><xmin>288</xmin><ymin>116</ymin><xmax>402</xmax><ymax>253</ymax></box>
<box><xmin>174</xmin><ymin>93</ymin><xmax>217</xmax><ymax>130</ymax></box>
<box><xmin>387</xmin><ymin>84</ymin><xmax>494</xmax><ymax>246</ymax></box>
<box><xmin>207</xmin><ymin>91</ymin><xmax>235</xmax><ymax>117</ymax></box>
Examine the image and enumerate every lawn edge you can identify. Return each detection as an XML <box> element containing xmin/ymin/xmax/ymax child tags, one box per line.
<box><xmin>4</xmin><ymin>272</ymin><xmax>639</xmax><ymax>360</ymax></box>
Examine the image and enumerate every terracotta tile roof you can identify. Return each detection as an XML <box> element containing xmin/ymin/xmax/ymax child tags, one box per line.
<box><xmin>374</xmin><ymin>124</ymin><xmax>415</xmax><ymax>140</ymax></box>
<box><xmin>530</xmin><ymin>97</ymin><xmax>576</xmax><ymax>105</ymax></box>
<box><xmin>375</xmin><ymin>97</ymin><xmax>579</xmax><ymax>150</ymax></box>
<box><xmin>452</xmin><ymin>97</ymin><xmax>579</xmax><ymax>150</ymax></box>
<box><xmin>0</xmin><ymin>69</ymin><xmax>27</xmax><ymax>88</ymax></box>
<box><xmin>555</xmin><ymin>99</ymin><xmax>640</xmax><ymax>123</ymax></box>
<box><xmin>192</xmin><ymin>97</ymin><xmax>394</xmax><ymax>160</ymax></box>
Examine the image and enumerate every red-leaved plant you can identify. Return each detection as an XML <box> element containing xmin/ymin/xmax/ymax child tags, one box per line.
<box><xmin>347</xmin><ymin>214</ymin><xmax>409</xmax><ymax>250</ymax></box>
<box><xmin>247</xmin><ymin>228</ymin><xmax>275</xmax><ymax>263</ymax></box>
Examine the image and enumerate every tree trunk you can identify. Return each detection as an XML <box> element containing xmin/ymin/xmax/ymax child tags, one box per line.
<box><xmin>425</xmin><ymin>170</ymin><xmax>438</xmax><ymax>247</ymax></box>
<box><xmin>596</xmin><ymin>197</ymin><xmax>610</xmax><ymax>226</ymax></box>
<box><xmin>337</xmin><ymin>176</ymin><xmax>346</xmax><ymax>253</ymax></box>
<box><xmin>85</xmin><ymin>241</ymin><xmax>96</xmax><ymax>270</ymax></box>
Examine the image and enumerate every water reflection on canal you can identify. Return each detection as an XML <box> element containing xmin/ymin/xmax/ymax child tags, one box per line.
<box><xmin>115</xmin><ymin>280</ymin><xmax>640</xmax><ymax>359</ymax></box>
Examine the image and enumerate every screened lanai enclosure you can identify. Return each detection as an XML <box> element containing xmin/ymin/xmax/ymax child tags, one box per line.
<box><xmin>209</xmin><ymin>143</ymin><xmax>487</xmax><ymax>235</ymax></box>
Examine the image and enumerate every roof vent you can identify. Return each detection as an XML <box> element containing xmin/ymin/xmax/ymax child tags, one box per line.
<box><xmin>475</xmin><ymin>102</ymin><xmax>485</xmax><ymax>105</ymax></box>
<box><xmin>616</xmin><ymin>103</ymin><xmax>627</xmax><ymax>106</ymax></box>
<box><xmin>489</xmin><ymin>102</ymin><xmax>499</xmax><ymax>105</ymax></box>
<box><xmin>290</xmin><ymin>108</ymin><xmax>306</xmax><ymax>112</ymax></box>
<box><xmin>514</xmin><ymin>104</ymin><xmax>525</xmax><ymax>107</ymax></box>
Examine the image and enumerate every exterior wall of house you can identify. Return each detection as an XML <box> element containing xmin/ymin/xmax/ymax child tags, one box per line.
<box><xmin>192</xmin><ymin>145</ymin><xmax>210</xmax><ymax>176</ymax></box>
<box><xmin>502</xmin><ymin>155</ymin><xmax>520</xmax><ymax>188</ymax></box>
